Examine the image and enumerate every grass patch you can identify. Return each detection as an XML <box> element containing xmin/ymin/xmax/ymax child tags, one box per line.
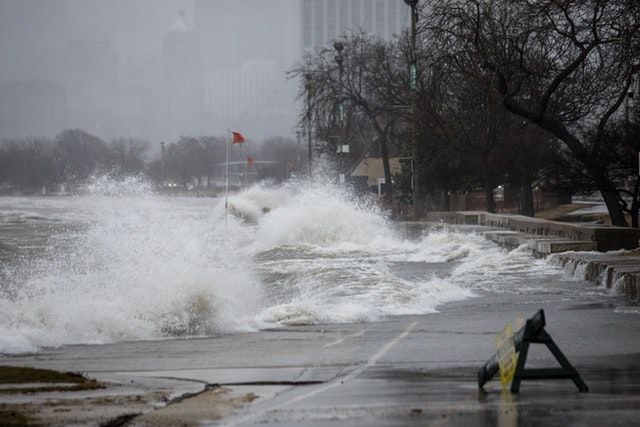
<box><xmin>536</xmin><ymin>203</ymin><xmax>612</xmax><ymax>224</ymax></box>
<box><xmin>0</xmin><ymin>408</ymin><xmax>38</xmax><ymax>426</ymax></box>
<box><xmin>0</xmin><ymin>382</ymin><xmax>104</xmax><ymax>395</ymax></box>
<box><xmin>536</xmin><ymin>204</ymin><xmax>595</xmax><ymax>221</ymax></box>
<box><xmin>0</xmin><ymin>366</ymin><xmax>87</xmax><ymax>385</ymax></box>
<box><xmin>0</xmin><ymin>366</ymin><xmax>104</xmax><ymax>394</ymax></box>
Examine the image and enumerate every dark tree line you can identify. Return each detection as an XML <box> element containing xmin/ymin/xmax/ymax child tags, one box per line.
<box><xmin>0</xmin><ymin>129</ymin><xmax>148</xmax><ymax>189</ymax></box>
<box><xmin>146</xmin><ymin>135</ymin><xmax>302</xmax><ymax>187</ymax></box>
<box><xmin>422</xmin><ymin>0</ymin><xmax>640</xmax><ymax>226</ymax></box>
<box><xmin>0</xmin><ymin>129</ymin><xmax>303</xmax><ymax>192</ymax></box>
<box><xmin>295</xmin><ymin>0</ymin><xmax>640</xmax><ymax>226</ymax></box>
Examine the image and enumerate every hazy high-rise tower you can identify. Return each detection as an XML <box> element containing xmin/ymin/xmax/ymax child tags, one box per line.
<box><xmin>194</xmin><ymin>0</ymin><xmax>301</xmax><ymax>137</ymax></box>
<box><xmin>0</xmin><ymin>0</ymin><xmax>411</xmax><ymax>142</ymax></box>
<box><xmin>61</xmin><ymin>41</ymin><xmax>117</xmax><ymax>136</ymax></box>
<box><xmin>192</xmin><ymin>0</ymin><xmax>408</xmax><ymax>139</ymax></box>
<box><xmin>301</xmin><ymin>0</ymin><xmax>408</xmax><ymax>52</ymax></box>
<box><xmin>161</xmin><ymin>11</ymin><xmax>202</xmax><ymax>139</ymax></box>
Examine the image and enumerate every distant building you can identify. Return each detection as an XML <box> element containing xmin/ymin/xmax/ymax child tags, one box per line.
<box><xmin>0</xmin><ymin>80</ymin><xmax>66</xmax><ymax>139</ymax></box>
<box><xmin>114</xmin><ymin>55</ymin><xmax>161</xmax><ymax>140</ymax></box>
<box><xmin>351</xmin><ymin>157</ymin><xmax>402</xmax><ymax>195</ymax></box>
<box><xmin>0</xmin><ymin>1</ymin><xmax>413</xmax><ymax>143</ymax></box>
<box><xmin>301</xmin><ymin>0</ymin><xmax>408</xmax><ymax>52</ymax></box>
<box><xmin>61</xmin><ymin>41</ymin><xmax>118</xmax><ymax>136</ymax></box>
<box><xmin>205</xmin><ymin>62</ymin><xmax>276</xmax><ymax>120</ymax></box>
<box><xmin>192</xmin><ymin>0</ymin><xmax>409</xmax><ymax>138</ymax></box>
<box><xmin>161</xmin><ymin>12</ymin><xmax>202</xmax><ymax>140</ymax></box>
<box><xmin>194</xmin><ymin>0</ymin><xmax>300</xmax><ymax>137</ymax></box>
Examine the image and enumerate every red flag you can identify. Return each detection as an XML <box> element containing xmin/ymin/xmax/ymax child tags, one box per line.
<box><xmin>232</xmin><ymin>131</ymin><xmax>245</xmax><ymax>144</ymax></box>
<box><xmin>247</xmin><ymin>156</ymin><xmax>255</xmax><ymax>166</ymax></box>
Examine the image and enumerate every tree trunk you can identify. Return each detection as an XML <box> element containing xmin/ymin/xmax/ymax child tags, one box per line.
<box><xmin>443</xmin><ymin>189</ymin><xmax>450</xmax><ymax>211</ymax></box>
<box><xmin>545</xmin><ymin>120</ymin><xmax>628</xmax><ymax>225</ymax></box>
<box><xmin>600</xmin><ymin>188</ymin><xmax>628</xmax><ymax>227</ymax></box>
<box><xmin>482</xmin><ymin>165</ymin><xmax>496</xmax><ymax>213</ymax></box>
<box><xmin>379</xmin><ymin>128</ymin><xmax>393</xmax><ymax>207</ymax></box>
<box><xmin>519</xmin><ymin>181</ymin><xmax>534</xmax><ymax>217</ymax></box>
<box><xmin>632</xmin><ymin>178</ymin><xmax>639</xmax><ymax>228</ymax></box>
<box><xmin>411</xmin><ymin>142</ymin><xmax>424</xmax><ymax>219</ymax></box>
<box><xmin>502</xmin><ymin>107</ymin><xmax>629</xmax><ymax>226</ymax></box>
<box><xmin>484</xmin><ymin>186</ymin><xmax>496</xmax><ymax>213</ymax></box>
<box><xmin>412</xmin><ymin>165</ymin><xmax>422</xmax><ymax>218</ymax></box>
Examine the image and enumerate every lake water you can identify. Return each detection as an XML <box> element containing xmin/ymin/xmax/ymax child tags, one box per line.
<box><xmin>0</xmin><ymin>175</ymin><xmax>598</xmax><ymax>354</ymax></box>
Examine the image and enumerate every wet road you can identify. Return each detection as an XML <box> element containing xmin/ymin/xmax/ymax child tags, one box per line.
<box><xmin>2</xmin><ymin>289</ymin><xmax>640</xmax><ymax>426</ymax></box>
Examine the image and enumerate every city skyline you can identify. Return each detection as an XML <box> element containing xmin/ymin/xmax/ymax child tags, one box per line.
<box><xmin>0</xmin><ymin>0</ymin><xmax>410</xmax><ymax>145</ymax></box>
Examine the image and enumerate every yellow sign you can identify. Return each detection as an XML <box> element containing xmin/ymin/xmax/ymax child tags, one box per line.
<box><xmin>495</xmin><ymin>324</ymin><xmax>518</xmax><ymax>387</ymax></box>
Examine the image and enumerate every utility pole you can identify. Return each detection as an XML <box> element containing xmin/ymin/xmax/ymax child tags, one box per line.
<box><xmin>296</xmin><ymin>130</ymin><xmax>301</xmax><ymax>174</ymax></box>
<box><xmin>404</xmin><ymin>0</ymin><xmax>420</xmax><ymax>218</ymax></box>
<box><xmin>160</xmin><ymin>141</ymin><xmax>166</xmax><ymax>186</ymax></box>
<box><xmin>334</xmin><ymin>38</ymin><xmax>346</xmax><ymax>182</ymax></box>
<box><xmin>305</xmin><ymin>73</ymin><xmax>313</xmax><ymax>172</ymax></box>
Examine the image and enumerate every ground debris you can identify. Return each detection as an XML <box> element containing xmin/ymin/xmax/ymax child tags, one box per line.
<box><xmin>130</xmin><ymin>387</ymin><xmax>257</xmax><ymax>427</ymax></box>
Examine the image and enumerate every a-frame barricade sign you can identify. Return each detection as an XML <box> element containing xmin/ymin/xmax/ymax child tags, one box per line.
<box><xmin>477</xmin><ymin>309</ymin><xmax>588</xmax><ymax>393</ymax></box>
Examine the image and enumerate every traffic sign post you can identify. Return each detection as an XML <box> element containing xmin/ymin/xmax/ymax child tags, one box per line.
<box><xmin>478</xmin><ymin>309</ymin><xmax>588</xmax><ymax>393</ymax></box>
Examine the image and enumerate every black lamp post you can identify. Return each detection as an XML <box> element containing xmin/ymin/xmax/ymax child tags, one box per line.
<box><xmin>404</xmin><ymin>0</ymin><xmax>419</xmax><ymax>75</ymax></box>
<box><xmin>334</xmin><ymin>39</ymin><xmax>345</xmax><ymax>122</ymax></box>
<box><xmin>296</xmin><ymin>129</ymin><xmax>301</xmax><ymax>173</ymax></box>
<box><xmin>304</xmin><ymin>73</ymin><xmax>313</xmax><ymax>170</ymax></box>
<box><xmin>404</xmin><ymin>0</ymin><xmax>420</xmax><ymax>214</ymax></box>
<box><xmin>334</xmin><ymin>39</ymin><xmax>346</xmax><ymax>178</ymax></box>
<box><xmin>160</xmin><ymin>141</ymin><xmax>165</xmax><ymax>185</ymax></box>
<box><xmin>404</xmin><ymin>0</ymin><xmax>419</xmax><ymax>89</ymax></box>
<box><xmin>334</xmin><ymin>40</ymin><xmax>344</xmax><ymax>80</ymax></box>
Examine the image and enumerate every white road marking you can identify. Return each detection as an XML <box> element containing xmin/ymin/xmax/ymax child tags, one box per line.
<box><xmin>222</xmin><ymin>321</ymin><xmax>418</xmax><ymax>426</ymax></box>
<box><xmin>323</xmin><ymin>330</ymin><xmax>365</xmax><ymax>348</ymax></box>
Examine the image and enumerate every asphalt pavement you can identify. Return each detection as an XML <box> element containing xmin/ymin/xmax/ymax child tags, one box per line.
<box><xmin>2</xmin><ymin>287</ymin><xmax>640</xmax><ymax>426</ymax></box>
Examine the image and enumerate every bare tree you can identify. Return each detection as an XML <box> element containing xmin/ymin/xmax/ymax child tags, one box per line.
<box><xmin>293</xmin><ymin>32</ymin><xmax>407</xmax><ymax>205</ymax></box>
<box><xmin>108</xmin><ymin>138</ymin><xmax>149</xmax><ymax>174</ymax></box>
<box><xmin>423</xmin><ymin>0</ymin><xmax>640</xmax><ymax>226</ymax></box>
<box><xmin>0</xmin><ymin>138</ymin><xmax>56</xmax><ymax>189</ymax></box>
<box><xmin>54</xmin><ymin>129</ymin><xmax>110</xmax><ymax>181</ymax></box>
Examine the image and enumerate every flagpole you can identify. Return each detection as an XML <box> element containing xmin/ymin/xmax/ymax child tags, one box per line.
<box><xmin>225</xmin><ymin>128</ymin><xmax>230</xmax><ymax>227</ymax></box>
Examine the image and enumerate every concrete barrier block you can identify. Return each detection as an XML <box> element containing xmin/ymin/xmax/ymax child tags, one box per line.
<box><xmin>535</xmin><ymin>240</ymin><xmax>597</xmax><ymax>254</ymax></box>
<box><xmin>428</xmin><ymin>211</ymin><xmax>640</xmax><ymax>252</ymax></box>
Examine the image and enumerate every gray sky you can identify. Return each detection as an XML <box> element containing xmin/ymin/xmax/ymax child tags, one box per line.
<box><xmin>0</xmin><ymin>0</ymin><xmax>407</xmax><ymax>143</ymax></box>
<box><xmin>0</xmin><ymin>0</ymin><xmax>191</xmax><ymax>81</ymax></box>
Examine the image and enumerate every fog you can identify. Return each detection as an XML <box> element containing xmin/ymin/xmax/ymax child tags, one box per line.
<box><xmin>0</xmin><ymin>0</ymin><xmax>300</xmax><ymax>144</ymax></box>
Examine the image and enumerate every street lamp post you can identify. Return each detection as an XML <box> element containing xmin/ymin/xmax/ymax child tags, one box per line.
<box><xmin>404</xmin><ymin>0</ymin><xmax>420</xmax><ymax>217</ymax></box>
<box><xmin>404</xmin><ymin>0</ymin><xmax>419</xmax><ymax>90</ymax></box>
<box><xmin>305</xmin><ymin>73</ymin><xmax>313</xmax><ymax>171</ymax></box>
<box><xmin>334</xmin><ymin>38</ymin><xmax>346</xmax><ymax>181</ymax></box>
<box><xmin>160</xmin><ymin>141</ymin><xmax>166</xmax><ymax>186</ymax></box>
<box><xmin>296</xmin><ymin>130</ymin><xmax>301</xmax><ymax>174</ymax></box>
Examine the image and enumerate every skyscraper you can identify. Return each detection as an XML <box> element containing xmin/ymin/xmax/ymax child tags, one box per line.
<box><xmin>301</xmin><ymin>0</ymin><xmax>408</xmax><ymax>52</ymax></box>
<box><xmin>61</xmin><ymin>41</ymin><xmax>117</xmax><ymax>136</ymax></box>
<box><xmin>194</xmin><ymin>0</ymin><xmax>301</xmax><ymax>137</ymax></box>
<box><xmin>161</xmin><ymin>12</ymin><xmax>202</xmax><ymax>139</ymax></box>
<box><xmin>0</xmin><ymin>80</ymin><xmax>66</xmax><ymax>139</ymax></box>
<box><xmin>192</xmin><ymin>0</ymin><xmax>409</xmax><ymax>139</ymax></box>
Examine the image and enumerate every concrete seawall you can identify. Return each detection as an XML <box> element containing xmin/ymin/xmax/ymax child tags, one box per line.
<box><xmin>426</xmin><ymin>211</ymin><xmax>640</xmax><ymax>252</ymax></box>
<box><xmin>420</xmin><ymin>212</ymin><xmax>640</xmax><ymax>303</ymax></box>
<box><xmin>549</xmin><ymin>251</ymin><xmax>640</xmax><ymax>303</ymax></box>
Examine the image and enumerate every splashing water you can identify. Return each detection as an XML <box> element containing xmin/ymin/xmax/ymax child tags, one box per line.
<box><xmin>0</xmin><ymin>178</ymin><xmax>259</xmax><ymax>353</ymax></box>
<box><xmin>0</xmin><ymin>175</ymin><xmax>572</xmax><ymax>354</ymax></box>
